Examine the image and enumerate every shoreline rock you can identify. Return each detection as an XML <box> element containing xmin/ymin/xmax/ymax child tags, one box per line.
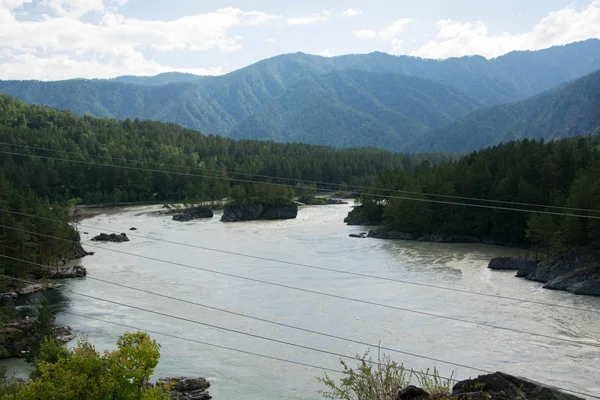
<box><xmin>221</xmin><ymin>203</ymin><xmax>298</xmax><ymax>222</ymax></box>
<box><xmin>365</xmin><ymin>229</ymin><xmax>516</xmax><ymax>247</ymax></box>
<box><xmin>91</xmin><ymin>233</ymin><xmax>130</xmax><ymax>242</ymax></box>
<box><xmin>172</xmin><ymin>206</ymin><xmax>214</xmax><ymax>222</ymax></box>
<box><xmin>450</xmin><ymin>371</ymin><xmax>583</xmax><ymax>400</ymax></box>
<box><xmin>488</xmin><ymin>251</ymin><xmax>600</xmax><ymax>297</ymax></box>
<box><xmin>157</xmin><ymin>377</ymin><xmax>211</xmax><ymax>399</ymax></box>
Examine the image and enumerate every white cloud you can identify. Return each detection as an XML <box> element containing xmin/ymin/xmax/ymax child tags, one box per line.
<box><xmin>412</xmin><ymin>0</ymin><xmax>600</xmax><ymax>59</ymax></box>
<box><xmin>287</xmin><ymin>10</ymin><xmax>329</xmax><ymax>25</ymax></box>
<box><xmin>266</xmin><ymin>38</ymin><xmax>276</xmax><ymax>43</ymax></box>
<box><xmin>0</xmin><ymin>2</ymin><xmax>279</xmax><ymax>79</ymax></box>
<box><xmin>353</xmin><ymin>29</ymin><xmax>377</xmax><ymax>39</ymax></box>
<box><xmin>318</xmin><ymin>49</ymin><xmax>333</xmax><ymax>57</ymax></box>
<box><xmin>342</xmin><ymin>8</ymin><xmax>362</xmax><ymax>16</ymax></box>
<box><xmin>352</xmin><ymin>19</ymin><xmax>411</xmax><ymax>52</ymax></box>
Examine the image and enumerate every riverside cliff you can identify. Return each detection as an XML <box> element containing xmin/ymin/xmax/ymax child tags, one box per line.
<box><xmin>489</xmin><ymin>251</ymin><xmax>600</xmax><ymax>296</ymax></box>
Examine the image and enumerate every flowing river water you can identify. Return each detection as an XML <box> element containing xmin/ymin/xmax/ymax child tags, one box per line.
<box><xmin>7</xmin><ymin>204</ymin><xmax>600</xmax><ymax>399</ymax></box>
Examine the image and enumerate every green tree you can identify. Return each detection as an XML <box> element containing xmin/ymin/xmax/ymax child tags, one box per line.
<box><xmin>16</xmin><ymin>332</ymin><xmax>168</xmax><ymax>400</ymax></box>
<box><xmin>25</xmin><ymin>298</ymin><xmax>57</xmax><ymax>365</ymax></box>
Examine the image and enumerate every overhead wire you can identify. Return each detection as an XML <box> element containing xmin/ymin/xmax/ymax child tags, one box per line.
<box><xmin>0</xmin><ymin>254</ymin><xmax>492</xmax><ymax>373</ymax></box>
<box><xmin>0</xmin><ymin>273</ymin><xmax>458</xmax><ymax>382</ymax></box>
<box><xmin>1</xmin><ymin>224</ymin><xmax>599</xmax><ymax>350</ymax></box>
<box><xmin>2</xmin><ymin>141</ymin><xmax>600</xmax><ymax>214</ymax></box>
<box><xmin>2</xmin><ymin>149</ymin><xmax>600</xmax><ymax>220</ymax></box>
<box><xmin>2</xmin><ymin>269</ymin><xmax>599</xmax><ymax>399</ymax></box>
<box><xmin>2</xmin><ymin>208</ymin><xmax>599</xmax><ymax>316</ymax></box>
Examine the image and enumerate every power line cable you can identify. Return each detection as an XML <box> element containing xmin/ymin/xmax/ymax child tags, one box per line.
<box><xmin>0</xmin><ymin>254</ymin><xmax>492</xmax><ymax>373</ymax></box>
<box><xmin>2</xmin><ymin>273</ymin><xmax>598</xmax><ymax>399</ymax></box>
<box><xmin>0</xmin><ymin>273</ymin><xmax>458</xmax><ymax>382</ymax></box>
<box><xmin>1</xmin><ymin>224</ymin><xmax>599</xmax><ymax>349</ymax></box>
<box><xmin>3</xmin><ymin>149</ymin><xmax>600</xmax><ymax>220</ymax></box>
<box><xmin>2</xmin><ymin>141</ymin><xmax>600</xmax><ymax>214</ymax></box>
<box><xmin>2</xmin><ymin>208</ymin><xmax>599</xmax><ymax>316</ymax></box>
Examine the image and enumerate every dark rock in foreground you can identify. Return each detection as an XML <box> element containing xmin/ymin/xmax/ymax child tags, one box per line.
<box><xmin>172</xmin><ymin>206</ymin><xmax>214</xmax><ymax>222</ymax></box>
<box><xmin>91</xmin><ymin>233</ymin><xmax>130</xmax><ymax>242</ymax></box>
<box><xmin>452</xmin><ymin>371</ymin><xmax>583</xmax><ymax>400</ymax></box>
<box><xmin>221</xmin><ymin>203</ymin><xmax>298</xmax><ymax>222</ymax></box>
<box><xmin>157</xmin><ymin>377</ymin><xmax>211</xmax><ymax>400</ymax></box>
<box><xmin>489</xmin><ymin>251</ymin><xmax>600</xmax><ymax>296</ymax></box>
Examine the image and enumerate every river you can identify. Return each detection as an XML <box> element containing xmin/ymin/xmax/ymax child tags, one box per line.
<box><xmin>9</xmin><ymin>204</ymin><xmax>600</xmax><ymax>399</ymax></box>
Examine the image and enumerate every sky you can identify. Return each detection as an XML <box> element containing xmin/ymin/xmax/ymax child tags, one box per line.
<box><xmin>0</xmin><ymin>0</ymin><xmax>599</xmax><ymax>80</ymax></box>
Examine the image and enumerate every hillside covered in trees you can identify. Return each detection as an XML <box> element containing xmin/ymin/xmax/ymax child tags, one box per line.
<box><xmin>1</xmin><ymin>40</ymin><xmax>599</xmax><ymax>152</ymax></box>
<box><xmin>357</xmin><ymin>135</ymin><xmax>600</xmax><ymax>253</ymax></box>
<box><xmin>411</xmin><ymin>69</ymin><xmax>600</xmax><ymax>153</ymax></box>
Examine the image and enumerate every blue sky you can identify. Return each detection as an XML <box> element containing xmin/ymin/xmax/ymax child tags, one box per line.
<box><xmin>0</xmin><ymin>0</ymin><xmax>598</xmax><ymax>80</ymax></box>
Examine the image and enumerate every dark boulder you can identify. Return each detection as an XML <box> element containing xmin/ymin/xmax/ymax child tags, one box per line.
<box><xmin>488</xmin><ymin>257</ymin><xmax>536</xmax><ymax>272</ymax></box>
<box><xmin>221</xmin><ymin>203</ymin><xmax>297</xmax><ymax>222</ymax></box>
<box><xmin>91</xmin><ymin>233</ymin><xmax>130</xmax><ymax>242</ymax></box>
<box><xmin>129</xmin><ymin>227</ymin><xmax>137</xmax><ymax>231</ymax></box>
<box><xmin>349</xmin><ymin>233</ymin><xmax>366</xmax><ymax>238</ymax></box>
<box><xmin>325</xmin><ymin>198</ymin><xmax>349</xmax><ymax>205</ymax></box>
<box><xmin>157</xmin><ymin>377</ymin><xmax>211</xmax><ymax>400</ymax></box>
<box><xmin>172</xmin><ymin>206</ymin><xmax>214</xmax><ymax>222</ymax></box>
<box><xmin>452</xmin><ymin>372</ymin><xmax>584</xmax><ymax>400</ymax></box>
<box><xmin>367</xmin><ymin>230</ymin><xmax>415</xmax><ymax>240</ymax></box>
<box><xmin>397</xmin><ymin>385</ymin><xmax>431</xmax><ymax>400</ymax></box>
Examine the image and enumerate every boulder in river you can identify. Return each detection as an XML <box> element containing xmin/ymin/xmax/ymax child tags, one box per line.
<box><xmin>91</xmin><ymin>233</ymin><xmax>130</xmax><ymax>242</ymax></box>
<box><xmin>451</xmin><ymin>371</ymin><xmax>584</xmax><ymax>400</ymax></box>
<box><xmin>488</xmin><ymin>257</ymin><xmax>536</xmax><ymax>271</ymax></box>
<box><xmin>221</xmin><ymin>203</ymin><xmax>297</xmax><ymax>222</ymax></box>
<box><xmin>130</xmin><ymin>227</ymin><xmax>137</xmax><ymax>231</ymax></box>
<box><xmin>367</xmin><ymin>230</ymin><xmax>415</xmax><ymax>240</ymax></box>
<box><xmin>172</xmin><ymin>206</ymin><xmax>214</xmax><ymax>222</ymax></box>
<box><xmin>157</xmin><ymin>377</ymin><xmax>211</xmax><ymax>399</ymax></box>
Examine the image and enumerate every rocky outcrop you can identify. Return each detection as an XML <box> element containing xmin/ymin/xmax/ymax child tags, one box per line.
<box><xmin>489</xmin><ymin>252</ymin><xmax>600</xmax><ymax>296</ymax></box>
<box><xmin>157</xmin><ymin>377</ymin><xmax>211</xmax><ymax>400</ymax></box>
<box><xmin>451</xmin><ymin>372</ymin><xmax>583</xmax><ymax>400</ymax></box>
<box><xmin>349</xmin><ymin>232</ymin><xmax>367</xmax><ymax>238</ymax></box>
<box><xmin>221</xmin><ymin>203</ymin><xmax>298</xmax><ymax>222</ymax></box>
<box><xmin>67</xmin><ymin>242</ymin><xmax>93</xmax><ymax>260</ymax></box>
<box><xmin>16</xmin><ymin>282</ymin><xmax>62</xmax><ymax>295</ymax></box>
<box><xmin>0</xmin><ymin>323</ymin><xmax>74</xmax><ymax>359</ymax></box>
<box><xmin>172</xmin><ymin>206</ymin><xmax>214</xmax><ymax>222</ymax></box>
<box><xmin>367</xmin><ymin>230</ymin><xmax>415</xmax><ymax>240</ymax></box>
<box><xmin>91</xmin><ymin>233</ymin><xmax>130</xmax><ymax>242</ymax></box>
<box><xmin>488</xmin><ymin>257</ymin><xmax>536</xmax><ymax>272</ymax></box>
<box><xmin>43</xmin><ymin>265</ymin><xmax>87</xmax><ymax>279</ymax></box>
<box><xmin>344</xmin><ymin>205</ymin><xmax>383</xmax><ymax>225</ymax></box>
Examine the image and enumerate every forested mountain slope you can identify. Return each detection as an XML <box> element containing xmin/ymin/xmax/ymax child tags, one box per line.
<box><xmin>228</xmin><ymin>70</ymin><xmax>480</xmax><ymax>149</ymax></box>
<box><xmin>411</xmin><ymin>68</ymin><xmax>600</xmax><ymax>153</ymax></box>
<box><xmin>0</xmin><ymin>40</ymin><xmax>598</xmax><ymax>151</ymax></box>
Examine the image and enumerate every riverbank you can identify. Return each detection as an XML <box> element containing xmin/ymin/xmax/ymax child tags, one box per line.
<box><xmin>489</xmin><ymin>252</ymin><xmax>600</xmax><ymax>297</ymax></box>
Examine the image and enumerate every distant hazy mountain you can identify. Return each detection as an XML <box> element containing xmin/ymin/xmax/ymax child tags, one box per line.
<box><xmin>0</xmin><ymin>39</ymin><xmax>599</xmax><ymax>151</ymax></box>
<box><xmin>107</xmin><ymin>72</ymin><xmax>205</xmax><ymax>86</ymax></box>
<box><xmin>228</xmin><ymin>70</ymin><xmax>480</xmax><ymax>150</ymax></box>
<box><xmin>411</xmin><ymin>68</ymin><xmax>600</xmax><ymax>153</ymax></box>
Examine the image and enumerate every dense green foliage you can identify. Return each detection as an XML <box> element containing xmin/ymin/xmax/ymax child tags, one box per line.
<box><xmin>0</xmin><ymin>93</ymin><xmax>446</xmax><ymax>206</ymax></box>
<box><xmin>4</xmin><ymin>331</ymin><xmax>169</xmax><ymax>400</ymax></box>
<box><xmin>229</xmin><ymin>70</ymin><xmax>479</xmax><ymax>149</ymax></box>
<box><xmin>412</xmin><ymin>69</ymin><xmax>600</xmax><ymax>153</ymax></box>
<box><xmin>25</xmin><ymin>299</ymin><xmax>58</xmax><ymax>365</ymax></box>
<box><xmin>363</xmin><ymin>136</ymin><xmax>600</xmax><ymax>252</ymax></box>
<box><xmin>1</xmin><ymin>40</ymin><xmax>599</xmax><ymax>152</ymax></box>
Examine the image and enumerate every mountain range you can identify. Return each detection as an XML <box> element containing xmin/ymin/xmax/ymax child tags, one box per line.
<box><xmin>1</xmin><ymin>39</ymin><xmax>599</xmax><ymax>153</ymax></box>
